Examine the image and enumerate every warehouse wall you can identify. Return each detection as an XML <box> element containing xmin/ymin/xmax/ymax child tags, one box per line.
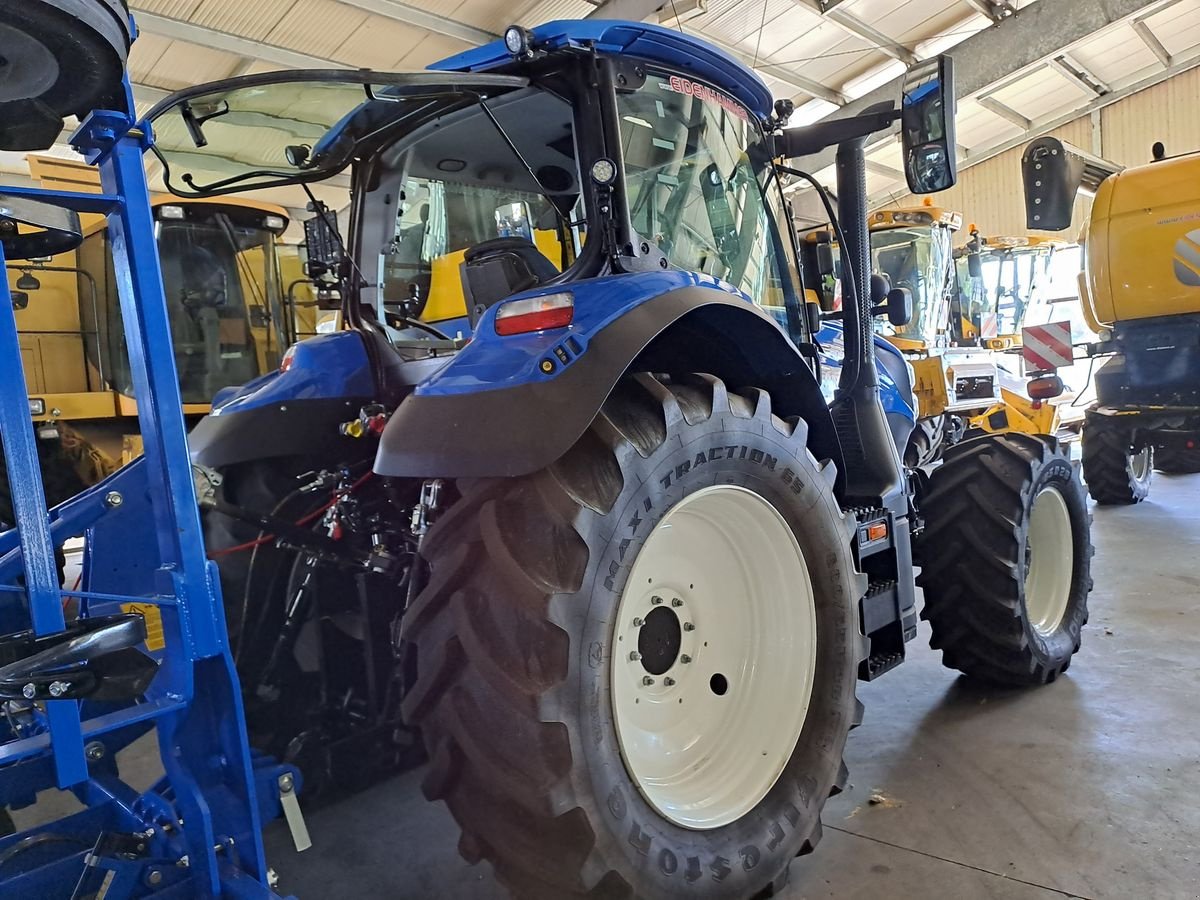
<box><xmin>873</xmin><ymin>66</ymin><xmax>1200</xmax><ymax>244</ymax></box>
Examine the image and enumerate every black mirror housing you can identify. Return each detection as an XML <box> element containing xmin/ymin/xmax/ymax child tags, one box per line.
<box><xmin>900</xmin><ymin>56</ymin><xmax>957</xmax><ymax>194</ymax></box>
<box><xmin>886</xmin><ymin>287</ymin><xmax>913</xmax><ymax>327</ymax></box>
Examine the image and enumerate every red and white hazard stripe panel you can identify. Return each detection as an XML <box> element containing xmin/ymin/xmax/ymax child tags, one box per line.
<box><xmin>1022</xmin><ymin>321</ymin><xmax>1074</xmax><ymax>372</ymax></box>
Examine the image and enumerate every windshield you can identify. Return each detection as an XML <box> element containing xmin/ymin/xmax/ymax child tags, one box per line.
<box><xmin>147</xmin><ymin>72</ymin><xmax>526</xmax><ymax>197</ymax></box>
<box><xmin>375</xmin><ymin>87</ymin><xmax>584</xmax><ymax>328</ymax></box>
<box><xmin>957</xmin><ymin>244</ymin><xmax>1086</xmax><ymax>341</ymax></box>
<box><xmin>616</xmin><ymin>71</ymin><xmax>800</xmax><ymax>310</ymax></box>
<box><xmin>79</xmin><ymin>208</ymin><xmax>287</xmax><ymax>403</ymax></box>
<box><xmin>870</xmin><ymin>225</ymin><xmax>953</xmax><ymax>345</ymax></box>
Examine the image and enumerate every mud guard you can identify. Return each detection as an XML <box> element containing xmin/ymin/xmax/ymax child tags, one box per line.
<box><xmin>376</xmin><ymin>285</ymin><xmax>843</xmax><ymax>484</ymax></box>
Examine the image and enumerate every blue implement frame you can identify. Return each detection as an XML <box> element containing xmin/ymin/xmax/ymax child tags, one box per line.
<box><xmin>0</xmin><ymin>83</ymin><xmax>290</xmax><ymax>897</ymax></box>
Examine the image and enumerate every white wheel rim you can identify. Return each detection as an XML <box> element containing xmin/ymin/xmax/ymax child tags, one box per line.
<box><xmin>1130</xmin><ymin>446</ymin><xmax>1152</xmax><ymax>482</ymax></box>
<box><xmin>610</xmin><ymin>484</ymin><xmax>817</xmax><ymax>830</ymax></box>
<box><xmin>1024</xmin><ymin>486</ymin><xmax>1074</xmax><ymax>637</ymax></box>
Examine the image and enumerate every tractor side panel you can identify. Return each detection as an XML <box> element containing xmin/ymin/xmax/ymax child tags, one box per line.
<box><xmin>376</xmin><ymin>274</ymin><xmax>840</xmax><ymax>480</ymax></box>
<box><xmin>189</xmin><ymin>331</ymin><xmax>377</xmax><ymax>468</ymax></box>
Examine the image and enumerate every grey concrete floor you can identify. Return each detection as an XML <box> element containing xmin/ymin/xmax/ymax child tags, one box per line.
<box><xmin>261</xmin><ymin>470</ymin><xmax>1200</xmax><ymax>900</ymax></box>
<box><xmin>14</xmin><ymin>471</ymin><xmax>1200</xmax><ymax>898</ymax></box>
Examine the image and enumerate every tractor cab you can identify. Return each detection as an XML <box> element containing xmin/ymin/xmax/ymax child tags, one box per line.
<box><xmin>866</xmin><ymin>203</ymin><xmax>961</xmax><ymax>351</ymax></box>
<box><xmin>72</xmin><ymin>197</ymin><xmax>291</xmax><ymax>405</ymax></box>
<box><xmin>954</xmin><ymin>232</ymin><xmax>1077</xmax><ymax>351</ymax></box>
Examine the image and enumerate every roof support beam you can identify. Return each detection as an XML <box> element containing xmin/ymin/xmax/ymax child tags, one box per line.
<box><xmin>699</xmin><ymin>34</ymin><xmax>850</xmax><ymax>105</ymax></box>
<box><xmin>960</xmin><ymin>0</ymin><xmax>1014</xmax><ymax>24</ymax></box>
<box><xmin>864</xmin><ymin>159</ymin><xmax>904</xmax><ymax>179</ymax></box>
<box><xmin>978</xmin><ymin>95</ymin><xmax>1033</xmax><ymax>129</ymax></box>
<box><xmin>796</xmin><ymin>1</ymin><xmax>918</xmax><ymax>66</ymax></box>
<box><xmin>1132</xmin><ymin>18</ymin><xmax>1172</xmax><ymax>67</ymax></box>
<box><xmin>1048</xmin><ymin>54</ymin><xmax>1111</xmax><ymax>95</ymax></box>
<box><xmin>335</xmin><ymin>0</ymin><xmax>499</xmax><ymax>46</ymax></box>
<box><xmin>134</xmin><ymin>11</ymin><xmax>343</xmax><ymax>70</ymax></box>
<box><xmin>584</xmin><ymin>0</ymin><xmax>669</xmax><ymax>20</ymax></box>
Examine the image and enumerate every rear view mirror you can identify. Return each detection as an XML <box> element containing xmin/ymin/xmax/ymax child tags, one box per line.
<box><xmin>967</xmin><ymin>250</ymin><xmax>983</xmax><ymax>279</ymax></box>
<box><xmin>495</xmin><ymin>201</ymin><xmax>533</xmax><ymax>243</ymax></box>
<box><xmin>900</xmin><ymin>56</ymin><xmax>957</xmax><ymax>194</ymax></box>
<box><xmin>886</xmin><ymin>287</ymin><xmax>913</xmax><ymax>327</ymax></box>
<box><xmin>10</xmin><ymin>291</ymin><xmax>29</xmax><ymax>311</ymax></box>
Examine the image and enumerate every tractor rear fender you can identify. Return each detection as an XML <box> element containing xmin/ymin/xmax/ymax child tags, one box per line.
<box><xmin>376</xmin><ymin>279</ymin><xmax>843</xmax><ymax>483</ymax></box>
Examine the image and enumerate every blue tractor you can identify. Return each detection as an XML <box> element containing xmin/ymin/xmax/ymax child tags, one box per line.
<box><xmin>148</xmin><ymin>21</ymin><xmax>1094</xmax><ymax>896</ymax></box>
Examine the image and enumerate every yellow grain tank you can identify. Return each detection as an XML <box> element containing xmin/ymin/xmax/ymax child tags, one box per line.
<box><xmin>1084</xmin><ymin>153</ymin><xmax>1200</xmax><ymax>326</ymax></box>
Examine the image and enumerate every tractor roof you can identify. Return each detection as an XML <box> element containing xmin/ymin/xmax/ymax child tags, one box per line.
<box><xmin>429</xmin><ymin>19</ymin><xmax>774</xmax><ymax>121</ymax></box>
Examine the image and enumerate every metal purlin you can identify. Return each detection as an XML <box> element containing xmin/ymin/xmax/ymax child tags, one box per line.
<box><xmin>0</xmin><ymin>78</ymin><xmax>280</xmax><ymax>896</ymax></box>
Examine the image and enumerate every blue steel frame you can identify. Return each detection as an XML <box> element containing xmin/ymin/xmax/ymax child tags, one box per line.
<box><xmin>0</xmin><ymin>81</ymin><xmax>288</xmax><ymax>897</ymax></box>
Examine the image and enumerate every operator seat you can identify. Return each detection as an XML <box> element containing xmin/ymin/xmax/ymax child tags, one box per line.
<box><xmin>460</xmin><ymin>237</ymin><xmax>558</xmax><ymax>326</ymax></box>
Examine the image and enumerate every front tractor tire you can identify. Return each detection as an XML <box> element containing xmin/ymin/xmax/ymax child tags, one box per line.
<box><xmin>1081</xmin><ymin>416</ymin><xmax>1152</xmax><ymax>504</ymax></box>
<box><xmin>403</xmin><ymin>373</ymin><xmax>867</xmax><ymax>899</ymax></box>
<box><xmin>916</xmin><ymin>434</ymin><xmax>1093</xmax><ymax>686</ymax></box>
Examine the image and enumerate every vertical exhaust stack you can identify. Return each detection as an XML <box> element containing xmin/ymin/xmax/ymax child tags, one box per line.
<box><xmin>1022</xmin><ymin>137</ymin><xmax>1122</xmax><ymax>232</ymax></box>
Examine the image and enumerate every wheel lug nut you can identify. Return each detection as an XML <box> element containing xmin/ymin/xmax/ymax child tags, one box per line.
<box><xmin>671</xmin><ymin>598</ymin><xmax>683</xmax><ymax>607</ymax></box>
<box><xmin>651</xmin><ymin>595</ymin><xmax>663</xmax><ymax>605</ymax></box>
<box><xmin>642</xmin><ymin>676</ymin><xmax>655</xmax><ymax>686</ymax></box>
<box><xmin>683</xmin><ymin>622</ymin><xmax>695</xmax><ymax>631</ymax></box>
<box><xmin>680</xmin><ymin>654</ymin><xmax>691</xmax><ymax>664</ymax></box>
<box><xmin>663</xmin><ymin>677</ymin><xmax>675</xmax><ymax>686</ymax></box>
<box><xmin>632</xmin><ymin>617</ymin><xmax>644</xmax><ymax>627</ymax></box>
<box><xmin>629</xmin><ymin>651</ymin><xmax>641</xmax><ymax>661</ymax></box>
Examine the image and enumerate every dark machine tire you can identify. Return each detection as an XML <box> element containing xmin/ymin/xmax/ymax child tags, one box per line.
<box><xmin>1081</xmin><ymin>417</ymin><xmax>1152</xmax><ymax>504</ymax></box>
<box><xmin>903</xmin><ymin>414</ymin><xmax>947</xmax><ymax>467</ymax></box>
<box><xmin>1154</xmin><ymin>445</ymin><xmax>1200</xmax><ymax>474</ymax></box>
<box><xmin>403</xmin><ymin>373</ymin><xmax>867</xmax><ymax>900</ymax></box>
<box><xmin>916</xmin><ymin>434</ymin><xmax>1093</xmax><ymax>686</ymax></box>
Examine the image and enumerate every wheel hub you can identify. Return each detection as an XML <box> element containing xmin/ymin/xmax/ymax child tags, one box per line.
<box><xmin>636</xmin><ymin>604</ymin><xmax>682</xmax><ymax>676</ymax></box>
<box><xmin>610</xmin><ymin>485</ymin><xmax>817</xmax><ymax>830</ymax></box>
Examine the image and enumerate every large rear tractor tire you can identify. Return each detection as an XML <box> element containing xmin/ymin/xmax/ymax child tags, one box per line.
<box><xmin>1081</xmin><ymin>417</ymin><xmax>1152</xmax><ymax>504</ymax></box>
<box><xmin>1154</xmin><ymin>445</ymin><xmax>1200</xmax><ymax>475</ymax></box>
<box><xmin>403</xmin><ymin>373</ymin><xmax>867</xmax><ymax>899</ymax></box>
<box><xmin>916</xmin><ymin>434</ymin><xmax>1092</xmax><ymax>686</ymax></box>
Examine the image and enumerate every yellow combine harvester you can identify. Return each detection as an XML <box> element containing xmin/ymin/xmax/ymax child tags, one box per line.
<box><xmin>1023</xmin><ymin>137</ymin><xmax>1200</xmax><ymax>503</ymax></box>
<box><xmin>3</xmin><ymin>156</ymin><xmax>292</xmax><ymax>521</ymax></box>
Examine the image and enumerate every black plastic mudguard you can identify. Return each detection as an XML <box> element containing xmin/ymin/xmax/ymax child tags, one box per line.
<box><xmin>376</xmin><ymin>287</ymin><xmax>843</xmax><ymax>482</ymax></box>
<box><xmin>188</xmin><ymin>396</ymin><xmax>373</xmax><ymax>469</ymax></box>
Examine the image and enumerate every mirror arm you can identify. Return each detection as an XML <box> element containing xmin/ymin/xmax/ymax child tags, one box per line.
<box><xmin>775</xmin><ymin>105</ymin><xmax>899</xmax><ymax>159</ymax></box>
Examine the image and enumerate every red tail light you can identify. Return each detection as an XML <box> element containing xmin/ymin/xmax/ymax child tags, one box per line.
<box><xmin>495</xmin><ymin>292</ymin><xmax>574</xmax><ymax>336</ymax></box>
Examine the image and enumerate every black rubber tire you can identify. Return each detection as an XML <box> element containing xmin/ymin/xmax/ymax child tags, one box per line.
<box><xmin>403</xmin><ymin>373</ymin><xmax>866</xmax><ymax>900</ymax></box>
<box><xmin>1081</xmin><ymin>417</ymin><xmax>1152</xmax><ymax>505</ymax></box>
<box><xmin>903</xmin><ymin>414</ymin><xmax>947</xmax><ymax>467</ymax></box>
<box><xmin>915</xmin><ymin>434</ymin><xmax>1093</xmax><ymax>686</ymax></box>
<box><xmin>1154</xmin><ymin>445</ymin><xmax>1200</xmax><ymax>475</ymax></box>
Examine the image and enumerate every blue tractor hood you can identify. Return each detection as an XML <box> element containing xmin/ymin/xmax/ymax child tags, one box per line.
<box><xmin>428</xmin><ymin>19</ymin><xmax>774</xmax><ymax>122</ymax></box>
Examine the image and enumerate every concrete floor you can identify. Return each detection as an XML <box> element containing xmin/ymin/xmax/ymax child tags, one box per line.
<box><xmin>261</xmin><ymin>469</ymin><xmax>1200</xmax><ymax>900</ymax></box>
<box><xmin>15</xmin><ymin>471</ymin><xmax>1200</xmax><ymax>898</ymax></box>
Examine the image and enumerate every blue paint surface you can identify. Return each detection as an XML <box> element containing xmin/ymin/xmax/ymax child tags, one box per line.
<box><xmin>209</xmin><ymin>330</ymin><xmax>373</xmax><ymax>414</ymax></box>
<box><xmin>817</xmin><ymin>322</ymin><xmax>917</xmax><ymax>424</ymax></box>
